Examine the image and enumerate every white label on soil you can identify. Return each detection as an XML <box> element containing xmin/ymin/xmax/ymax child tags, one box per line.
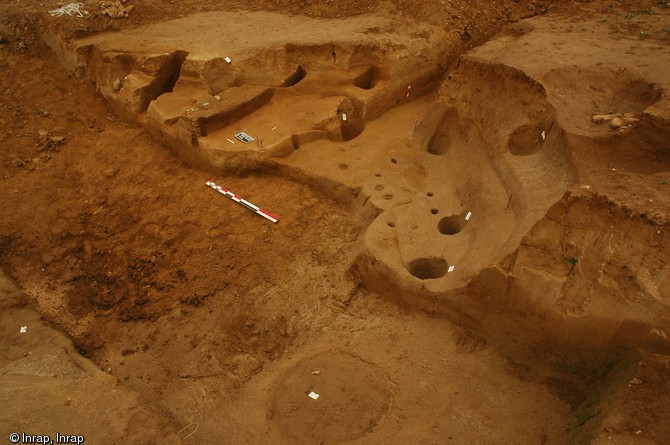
<box><xmin>465</xmin><ymin>212</ymin><xmax>472</xmax><ymax>221</ymax></box>
<box><xmin>235</xmin><ymin>132</ymin><xmax>255</xmax><ymax>143</ymax></box>
<box><xmin>308</xmin><ymin>391</ymin><xmax>320</xmax><ymax>400</ymax></box>
<box><xmin>225</xmin><ymin>57</ymin><xmax>232</xmax><ymax>63</ymax></box>
<box><xmin>20</xmin><ymin>326</ymin><xmax>27</xmax><ymax>334</ymax></box>
<box><xmin>448</xmin><ymin>266</ymin><xmax>455</xmax><ymax>273</ymax></box>
<box><xmin>342</xmin><ymin>113</ymin><xmax>347</xmax><ymax>121</ymax></box>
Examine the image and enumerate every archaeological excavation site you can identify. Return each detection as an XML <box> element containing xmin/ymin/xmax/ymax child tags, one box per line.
<box><xmin>1</xmin><ymin>0</ymin><xmax>669</xmax><ymax>443</ymax></box>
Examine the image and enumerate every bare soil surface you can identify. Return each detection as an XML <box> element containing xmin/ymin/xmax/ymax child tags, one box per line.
<box><xmin>1</xmin><ymin>1</ymin><xmax>669</xmax><ymax>444</ymax></box>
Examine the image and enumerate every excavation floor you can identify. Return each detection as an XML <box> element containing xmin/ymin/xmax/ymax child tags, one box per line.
<box><xmin>1</xmin><ymin>1</ymin><xmax>670</xmax><ymax>445</ymax></box>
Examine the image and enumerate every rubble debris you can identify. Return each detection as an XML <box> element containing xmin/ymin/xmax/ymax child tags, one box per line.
<box><xmin>609</xmin><ymin>117</ymin><xmax>624</xmax><ymax>129</ymax></box>
<box><xmin>592</xmin><ymin>112</ymin><xmax>641</xmax><ymax>132</ymax></box>
<box><xmin>49</xmin><ymin>3</ymin><xmax>88</xmax><ymax>17</ymax></box>
<box><xmin>38</xmin><ymin>129</ymin><xmax>49</xmax><ymax>144</ymax></box>
<box><xmin>592</xmin><ymin>113</ymin><xmax>622</xmax><ymax>123</ymax></box>
<box><xmin>99</xmin><ymin>1</ymin><xmax>134</xmax><ymax>19</ymax></box>
<box><xmin>37</xmin><ymin>129</ymin><xmax>66</xmax><ymax>151</ymax></box>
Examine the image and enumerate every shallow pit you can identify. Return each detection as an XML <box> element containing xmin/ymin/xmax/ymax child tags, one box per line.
<box><xmin>282</xmin><ymin>65</ymin><xmax>306</xmax><ymax>87</ymax></box>
<box><xmin>438</xmin><ymin>214</ymin><xmax>466</xmax><ymax>235</ymax></box>
<box><xmin>427</xmin><ymin>108</ymin><xmax>459</xmax><ymax>155</ymax></box>
<box><xmin>352</xmin><ymin>66</ymin><xmax>379</xmax><ymax>90</ymax></box>
<box><xmin>508</xmin><ymin>123</ymin><xmax>546</xmax><ymax>156</ymax></box>
<box><xmin>291</xmin><ymin>134</ymin><xmax>300</xmax><ymax>149</ymax></box>
<box><xmin>408</xmin><ymin>257</ymin><xmax>449</xmax><ymax>280</ymax></box>
<box><xmin>428</xmin><ymin>130</ymin><xmax>451</xmax><ymax>155</ymax></box>
<box><xmin>269</xmin><ymin>352</ymin><xmax>391</xmax><ymax>444</ymax></box>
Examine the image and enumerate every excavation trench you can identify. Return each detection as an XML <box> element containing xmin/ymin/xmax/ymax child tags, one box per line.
<box><xmin>6</xmin><ymin>7</ymin><xmax>669</xmax><ymax>445</ymax></box>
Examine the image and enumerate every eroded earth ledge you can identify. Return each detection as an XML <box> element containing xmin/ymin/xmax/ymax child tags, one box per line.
<box><xmin>48</xmin><ymin>12</ymin><xmax>458</xmax><ymax>163</ymax></box>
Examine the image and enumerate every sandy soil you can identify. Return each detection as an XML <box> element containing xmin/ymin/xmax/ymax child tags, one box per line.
<box><xmin>1</xmin><ymin>0</ymin><xmax>669</xmax><ymax>444</ymax></box>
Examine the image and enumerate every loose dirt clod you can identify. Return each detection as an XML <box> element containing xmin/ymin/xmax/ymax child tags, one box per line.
<box><xmin>37</xmin><ymin>129</ymin><xmax>49</xmax><ymax>143</ymax></box>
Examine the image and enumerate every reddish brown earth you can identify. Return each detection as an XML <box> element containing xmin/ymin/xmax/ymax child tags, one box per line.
<box><xmin>1</xmin><ymin>1</ymin><xmax>669</xmax><ymax>444</ymax></box>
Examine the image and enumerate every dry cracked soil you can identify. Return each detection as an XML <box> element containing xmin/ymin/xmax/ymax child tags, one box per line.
<box><xmin>1</xmin><ymin>0</ymin><xmax>670</xmax><ymax>444</ymax></box>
